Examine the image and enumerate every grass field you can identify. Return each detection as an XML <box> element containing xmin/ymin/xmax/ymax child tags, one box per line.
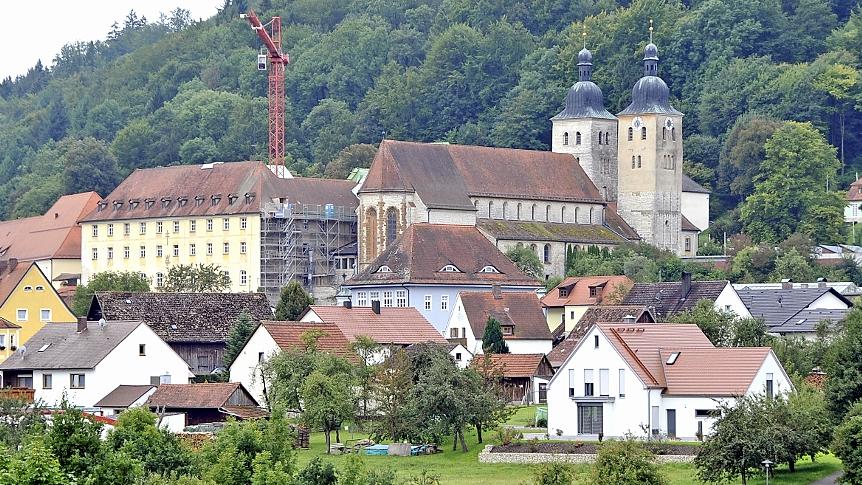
<box><xmin>294</xmin><ymin>428</ymin><xmax>842</xmax><ymax>484</ymax></box>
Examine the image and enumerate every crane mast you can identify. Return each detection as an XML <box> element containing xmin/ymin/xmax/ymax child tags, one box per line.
<box><xmin>244</xmin><ymin>9</ymin><xmax>289</xmax><ymax>167</ymax></box>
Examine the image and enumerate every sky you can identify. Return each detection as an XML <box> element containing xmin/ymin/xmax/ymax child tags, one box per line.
<box><xmin>0</xmin><ymin>0</ymin><xmax>223</xmax><ymax>79</ymax></box>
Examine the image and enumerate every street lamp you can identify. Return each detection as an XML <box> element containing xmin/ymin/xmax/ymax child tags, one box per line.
<box><xmin>761</xmin><ymin>459</ymin><xmax>774</xmax><ymax>485</ymax></box>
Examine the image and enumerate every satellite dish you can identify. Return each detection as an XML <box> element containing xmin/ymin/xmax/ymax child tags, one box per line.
<box><xmin>18</xmin><ymin>345</ymin><xmax>26</xmax><ymax>356</ymax></box>
<box><xmin>98</xmin><ymin>318</ymin><xmax>107</xmax><ymax>328</ymax></box>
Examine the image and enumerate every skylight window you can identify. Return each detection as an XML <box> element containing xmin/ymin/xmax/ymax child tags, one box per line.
<box><xmin>479</xmin><ymin>265</ymin><xmax>500</xmax><ymax>273</ymax></box>
<box><xmin>666</xmin><ymin>352</ymin><xmax>680</xmax><ymax>365</ymax></box>
<box><xmin>37</xmin><ymin>344</ymin><xmax>50</xmax><ymax>352</ymax></box>
<box><xmin>440</xmin><ymin>264</ymin><xmax>461</xmax><ymax>273</ymax></box>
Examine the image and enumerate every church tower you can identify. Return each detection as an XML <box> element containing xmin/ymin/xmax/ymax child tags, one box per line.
<box><xmin>616</xmin><ymin>28</ymin><xmax>684</xmax><ymax>254</ymax></box>
<box><xmin>551</xmin><ymin>39</ymin><xmax>618</xmax><ymax>202</ymax></box>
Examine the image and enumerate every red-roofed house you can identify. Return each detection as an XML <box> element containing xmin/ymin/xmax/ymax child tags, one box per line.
<box><xmin>229</xmin><ymin>321</ymin><xmax>355</xmax><ymax>405</ymax></box>
<box><xmin>546</xmin><ymin>323</ymin><xmax>791</xmax><ymax>440</ymax></box>
<box><xmin>300</xmin><ymin>304</ymin><xmax>446</xmax><ymax>347</ymax></box>
<box><xmin>541</xmin><ymin>275</ymin><xmax>633</xmax><ymax>333</ymax></box>
<box><xmin>846</xmin><ymin>177</ymin><xmax>862</xmax><ymax>224</ymax></box>
<box><xmin>145</xmin><ymin>382</ymin><xmax>265</xmax><ymax>427</ymax></box>
<box><xmin>444</xmin><ymin>289</ymin><xmax>553</xmax><ymax>355</ymax></box>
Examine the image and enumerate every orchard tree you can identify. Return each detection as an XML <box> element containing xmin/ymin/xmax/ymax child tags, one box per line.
<box><xmin>833</xmin><ymin>402</ymin><xmax>862</xmax><ymax>484</ymax></box>
<box><xmin>371</xmin><ymin>349</ymin><xmax>413</xmax><ymax>442</ymax></box>
<box><xmin>274</xmin><ymin>281</ymin><xmax>314</xmax><ymax>321</ymax></box>
<box><xmin>301</xmin><ymin>367</ymin><xmax>355</xmax><ymax>454</ymax></box>
<box><xmin>505</xmin><ymin>245</ymin><xmax>542</xmax><ymax>279</ymax></box>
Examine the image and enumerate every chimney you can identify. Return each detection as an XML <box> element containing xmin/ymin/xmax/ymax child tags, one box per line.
<box><xmin>77</xmin><ymin>316</ymin><xmax>88</xmax><ymax>333</ymax></box>
<box><xmin>817</xmin><ymin>277</ymin><xmax>827</xmax><ymax>289</ymax></box>
<box><xmin>781</xmin><ymin>278</ymin><xmax>793</xmax><ymax>290</ymax></box>
<box><xmin>622</xmin><ymin>314</ymin><xmax>636</xmax><ymax>324</ymax></box>
<box><xmin>492</xmin><ymin>284</ymin><xmax>503</xmax><ymax>299</ymax></box>
<box><xmin>371</xmin><ymin>300</ymin><xmax>381</xmax><ymax>314</ymax></box>
<box><xmin>343</xmin><ymin>300</ymin><xmax>353</xmax><ymax>309</ymax></box>
<box><xmin>681</xmin><ymin>271</ymin><xmax>692</xmax><ymax>297</ymax></box>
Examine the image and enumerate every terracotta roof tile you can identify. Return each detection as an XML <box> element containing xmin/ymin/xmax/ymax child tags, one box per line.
<box><xmin>541</xmin><ymin>276</ymin><xmax>634</xmax><ymax>308</ymax></box>
<box><xmin>260</xmin><ymin>321</ymin><xmax>355</xmax><ymax>360</ymax></box>
<box><xmin>0</xmin><ymin>317</ymin><xmax>21</xmax><ymax>329</ymax></box>
<box><xmin>459</xmin><ymin>292</ymin><xmax>551</xmax><ymax>340</ymax></box>
<box><xmin>471</xmin><ymin>353</ymin><xmax>554</xmax><ymax>378</ymax></box>
<box><xmin>477</xmin><ymin>219</ymin><xmax>630</xmax><ymax>245</ymax></box>
<box><xmin>0</xmin><ymin>261</ymin><xmax>31</xmax><ymax>307</ymax></box>
<box><xmin>681</xmin><ymin>214</ymin><xmax>699</xmax><ymax>232</ymax></box>
<box><xmin>659</xmin><ymin>348</ymin><xmax>770</xmax><ymax>396</ymax></box>
<box><xmin>360</xmin><ymin>140</ymin><xmax>605</xmax><ymax>208</ymax></box>
<box><xmin>546</xmin><ymin>306</ymin><xmax>654</xmax><ymax>368</ymax></box>
<box><xmin>347</xmin><ymin>224</ymin><xmax>541</xmax><ymax>287</ymax></box>
<box><xmin>89</xmin><ymin>292</ymin><xmax>273</xmax><ymax>343</ymax></box>
<box><xmin>307</xmin><ymin>305</ymin><xmax>445</xmax><ymax>346</ymax></box>
<box><xmin>849</xmin><ymin>178</ymin><xmax>862</xmax><ymax>202</ymax></box>
<box><xmin>146</xmin><ymin>382</ymin><xmax>259</xmax><ymax>408</ymax></box>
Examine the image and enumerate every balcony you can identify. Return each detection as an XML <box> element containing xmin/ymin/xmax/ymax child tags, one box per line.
<box><xmin>0</xmin><ymin>387</ymin><xmax>35</xmax><ymax>402</ymax></box>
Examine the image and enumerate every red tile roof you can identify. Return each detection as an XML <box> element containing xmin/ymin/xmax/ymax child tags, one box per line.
<box><xmin>260</xmin><ymin>321</ymin><xmax>355</xmax><ymax>360</ymax></box>
<box><xmin>307</xmin><ymin>305</ymin><xmax>446</xmax><ymax>346</ymax></box>
<box><xmin>546</xmin><ymin>306</ymin><xmax>655</xmax><ymax>368</ymax></box>
<box><xmin>471</xmin><ymin>353</ymin><xmax>554</xmax><ymax>378</ymax></box>
<box><xmin>146</xmin><ymin>382</ymin><xmax>258</xmax><ymax>408</ymax></box>
<box><xmin>0</xmin><ymin>192</ymin><xmax>100</xmax><ymax>261</ymax></box>
<box><xmin>0</xmin><ymin>316</ymin><xmax>21</xmax><ymax>329</ymax></box>
<box><xmin>361</xmin><ymin>140</ymin><xmax>606</xmax><ymax>209</ymax></box>
<box><xmin>459</xmin><ymin>291</ymin><xmax>551</xmax><ymax>340</ymax></box>
<box><xmin>541</xmin><ymin>276</ymin><xmax>634</xmax><ymax>308</ymax></box>
<box><xmin>347</xmin><ymin>224</ymin><xmax>541</xmax><ymax>287</ymax></box>
<box><xmin>681</xmin><ymin>214</ymin><xmax>699</xmax><ymax>232</ymax></box>
<box><xmin>0</xmin><ymin>261</ymin><xmax>36</xmax><ymax>307</ymax></box>
<box><xmin>849</xmin><ymin>178</ymin><xmax>862</xmax><ymax>202</ymax></box>
<box><xmin>659</xmin><ymin>348</ymin><xmax>771</xmax><ymax>396</ymax></box>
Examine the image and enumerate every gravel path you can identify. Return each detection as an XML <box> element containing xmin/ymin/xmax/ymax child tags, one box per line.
<box><xmin>809</xmin><ymin>471</ymin><xmax>843</xmax><ymax>485</ymax></box>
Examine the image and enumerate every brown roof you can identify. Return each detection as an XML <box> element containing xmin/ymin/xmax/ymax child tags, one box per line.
<box><xmin>546</xmin><ymin>306</ymin><xmax>654</xmax><ymax>368</ymax></box>
<box><xmin>0</xmin><ymin>317</ymin><xmax>21</xmax><ymax>329</ymax></box>
<box><xmin>0</xmin><ymin>261</ymin><xmax>37</xmax><ymax>307</ymax></box>
<box><xmin>459</xmin><ymin>292</ymin><xmax>551</xmax><ymax>340</ymax></box>
<box><xmin>347</xmin><ymin>224</ymin><xmax>541</xmax><ymax>287</ymax></box>
<box><xmin>849</xmin><ymin>178</ymin><xmax>862</xmax><ymax>202</ymax></box>
<box><xmin>360</xmin><ymin>140</ymin><xmax>605</xmax><ymax>209</ymax></box>
<box><xmin>604</xmin><ymin>203</ymin><xmax>641</xmax><ymax>240</ymax></box>
<box><xmin>659</xmin><ymin>348</ymin><xmax>771</xmax><ymax>396</ymax></box>
<box><xmin>681</xmin><ymin>214</ymin><xmax>699</xmax><ymax>232</ymax></box>
<box><xmin>471</xmin><ymin>353</ymin><xmax>554</xmax><ymax>378</ymax></box>
<box><xmin>477</xmin><ymin>220</ymin><xmax>629</xmax><ymax>245</ymax></box>
<box><xmin>88</xmin><ymin>292</ymin><xmax>273</xmax><ymax>343</ymax></box>
<box><xmin>94</xmin><ymin>384</ymin><xmax>156</xmax><ymax>408</ymax></box>
<box><xmin>306</xmin><ymin>305</ymin><xmax>446</xmax><ymax>346</ymax></box>
<box><xmin>146</xmin><ymin>382</ymin><xmax>259</xmax><ymax>408</ymax></box>
<box><xmin>541</xmin><ymin>276</ymin><xmax>634</xmax><ymax>308</ymax></box>
<box><xmin>260</xmin><ymin>321</ymin><xmax>355</xmax><ymax>360</ymax></box>
<box><xmin>622</xmin><ymin>279</ymin><xmax>729</xmax><ymax>320</ymax></box>
<box><xmin>274</xmin><ymin>177</ymin><xmax>358</xmax><ymax>209</ymax></box>
<box><xmin>597</xmin><ymin>323</ymin><xmax>714</xmax><ymax>388</ymax></box>
<box><xmin>0</xmin><ymin>192</ymin><xmax>100</xmax><ymax>261</ymax></box>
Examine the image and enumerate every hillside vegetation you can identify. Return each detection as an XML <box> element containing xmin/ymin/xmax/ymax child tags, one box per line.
<box><xmin>2</xmin><ymin>0</ymin><xmax>862</xmax><ymax>244</ymax></box>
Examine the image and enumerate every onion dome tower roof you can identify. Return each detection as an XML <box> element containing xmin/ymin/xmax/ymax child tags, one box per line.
<box><xmin>618</xmin><ymin>41</ymin><xmax>682</xmax><ymax>116</ymax></box>
<box><xmin>552</xmin><ymin>46</ymin><xmax>615</xmax><ymax>121</ymax></box>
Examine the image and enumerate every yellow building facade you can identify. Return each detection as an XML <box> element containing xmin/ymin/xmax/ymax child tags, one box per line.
<box><xmin>0</xmin><ymin>262</ymin><xmax>76</xmax><ymax>362</ymax></box>
<box><xmin>82</xmin><ymin>214</ymin><xmax>262</xmax><ymax>293</ymax></box>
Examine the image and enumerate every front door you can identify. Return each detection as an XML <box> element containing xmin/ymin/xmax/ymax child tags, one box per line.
<box><xmin>538</xmin><ymin>383</ymin><xmax>548</xmax><ymax>403</ymax></box>
<box><xmin>667</xmin><ymin>409</ymin><xmax>677</xmax><ymax>438</ymax></box>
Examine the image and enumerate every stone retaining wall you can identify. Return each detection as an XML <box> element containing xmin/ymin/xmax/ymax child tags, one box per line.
<box><xmin>477</xmin><ymin>445</ymin><xmax>695</xmax><ymax>464</ymax></box>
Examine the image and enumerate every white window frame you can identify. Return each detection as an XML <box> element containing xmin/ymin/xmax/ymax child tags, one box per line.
<box><xmin>190</xmin><ymin>244</ymin><xmax>196</xmax><ymax>256</ymax></box>
<box><xmin>382</xmin><ymin>291</ymin><xmax>394</xmax><ymax>307</ymax></box>
<box><xmin>206</xmin><ymin>219</ymin><xmax>214</xmax><ymax>232</ymax></box>
<box><xmin>424</xmin><ymin>295</ymin><xmax>432</xmax><ymax>311</ymax></box>
<box><xmin>16</xmin><ymin>309</ymin><xmax>27</xmax><ymax>321</ymax></box>
<box><xmin>123</xmin><ymin>246</ymin><xmax>130</xmax><ymax>259</ymax></box>
<box><xmin>173</xmin><ymin>220</ymin><xmax>180</xmax><ymax>233</ymax></box>
<box><xmin>156</xmin><ymin>272</ymin><xmax>164</xmax><ymax>288</ymax></box>
<box><xmin>190</xmin><ymin>220</ymin><xmax>197</xmax><ymax>233</ymax></box>
<box><xmin>139</xmin><ymin>246</ymin><xmax>146</xmax><ymax>258</ymax></box>
<box><xmin>92</xmin><ymin>225</ymin><xmax>98</xmax><ymax>237</ymax></box>
<box><xmin>223</xmin><ymin>218</ymin><xmax>230</xmax><ymax>230</ymax></box>
<box><xmin>107</xmin><ymin>223</ymin><xmax>114</xmax><ymax>236</ymax></box>
<box><xmin>356</xmin><ymin>292</ymin><xmax>368</xmax><ymax>307</ymax></box>
<box><xmin>207</xmin><ymin>243</ymin><xmax>213</xmax><ymax>256</ymax></box>
<box><xmin>223</xmin><ymin>242</ymin><xmax>230</xmax><ymax>254</ymax></box>
<box><xmin>441</xmin><ymin>294</ymin><xmax>449</xmax><ymax>311</ymax></box>
<box><xmin>619</xmin><ymin>369</ymin><xmax>626</xmax><ymax>397</ymax></box>
<box><xmin>123</xmin><ymin>223</ymin><xmax>130</xmax><ymax>236</ymax></box>
<box><xmin>91</xmin><ymin>248</ymin><xmax>98</xmax><ymax>260</ymax></box>
<box><xmin>40</xmin><ymin>309</ymin><xmax>51</xmax><ymax>322</ymax></box>
<box><xmin>240</xmin><ymin>217</ymin><xmax>248</xmax><ymax>230</ymax></box>
<box><xmin>156</xmin><ymin>245</ymin><xmax>163</xmax><ymax>258</ymax></box>
<box><xmin>70</xmin><ymin>373</ymin><xmax>86</xmax><ymax>389</ymax></box>
<box><xmin>156</xmin><ymin>221</ymin><xmax>163</xmax><ymax>234</ymax></box>
<box><xmin>396</xmin><ymin>290</ymin><xmax>407</xmax><ymax>307</ymax></box>
<box><xmin>139</xmin><ymin>222</ymin><xmax>147</xmax><ymax>234</ymax></box>
<box><xmin>599</xmin><ymin>368</ymin><xmax>609</xmax><ymax>397</ymax></box>
<box><xmin>240</xmin><ymin>241</ymin><xmax>247</xmax><ymax>254</ymax></box>
<box><xmin>240</xmin><ymin>270</ymin><xmax>248</xmax><ymax>286</ymax></box>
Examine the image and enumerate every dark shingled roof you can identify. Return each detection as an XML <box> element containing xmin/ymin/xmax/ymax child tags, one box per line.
<box><xmin>477</xmin><ymin>219</ymin><xmax>628</xmax><ymax>245</ymax></box>
<box><xmin>546</xmin><ymin>306</ymin><xmax>655</xmax><ymax>368</ymax></box>
<box><xmin>88</xmin><ymin>292</ymin><xmax>273</xmax><ymax>343</ymax></box>
<box><xmin>622</xmin><ymin>280</ymin><xmax>729</xmax><ymax>320</ymax></box>
<box><xmin>273</xmin><ymin>177</ymin><xmax>358</xmax><ymax>209</ymax></box>
<box><xmin>552</xmin><ymin>48</ymin><xmax>615</xmax><ymax>121</ymax></box>
<box><xmin>146</xmin><ymin>382</ymin><xmax>259</xmax><ymax>408</ymax></box>
<box><xmin>360</xmin><ymin>140</ymin><xmax>606</xmax><ymax>209</ymax></box>
<box><xmin>0</xmin><ymin>321</ymin><xmax>141</xmax><ymax>370</ymax></box>
<box><xmin>682</xmin><ymin>175</ymin><xmax>710</xmax><ymax>194</ymax></box>
<box><xmin>95</xmin><ymin>384</ymin><xmax>155</xmax><ymax>408</ymax></box>
<box><xmin>735</xmin><ymin>287</ymin><xmax>852</xmax><ymax>329</ymax></box>
<box><xmin>605</xmin><ymin>203</ymin><xmax>642</xmax><ymax>240</ymax></box>
<box><xmin>346</xmin><ymin>224</ymin><xmax>541</xmax><ymax>287</ymax></box>
<box><xmin>770</xmin><ymin>308</ymin><xmax>849</xmax><ymax>334</ymax></box>
<box><xmin>618</xmin><ymin>44</ymin><xmax>682</xmax><ymax>116</ymax></box>
<box><xmin>459</xmin><ymin>291</ymin><xmax>552</xmax><ymax>341</ymax></box>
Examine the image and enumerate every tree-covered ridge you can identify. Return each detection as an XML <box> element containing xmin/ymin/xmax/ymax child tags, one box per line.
<box><xmin>2</xmin><ymin>0</ymin><xmax>862</xmax><ymax>237</ymax></box>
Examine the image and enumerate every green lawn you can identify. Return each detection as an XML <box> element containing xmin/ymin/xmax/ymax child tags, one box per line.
<box><xmin>504</xmin><ymin>405</ymin><xmax>542</xmax><ymax>427</ymax></box>
<box><xmin>295</xmin><ymin>428</ymin><xmax>842</xmax><ymax>485</ymax></box>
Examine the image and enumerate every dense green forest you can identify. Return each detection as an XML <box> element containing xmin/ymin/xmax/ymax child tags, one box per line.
<box><xmin>2</xmin><ymin>0</ymin><xmax>862</xmax><ymax>243</ymax></box>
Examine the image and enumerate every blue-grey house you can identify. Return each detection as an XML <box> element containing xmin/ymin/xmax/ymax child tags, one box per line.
<box><xmin>339</xmin><ymin>223</ymin><xmax>542</xmax><ymax>331</ymax></box>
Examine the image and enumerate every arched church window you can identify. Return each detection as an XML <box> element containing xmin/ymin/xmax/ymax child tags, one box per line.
<box><xmin>385</xmin><ymin>207</ymin><xmax>398</xmax><ymax>248</ymax></box>
<box><xmin>530</xmin><ymin>243</ymin><xmax>538</xmax><ymax>255</ymax></box>
<box><xmin>662</xmin><ymin>127</ymin><xmax>666</xmax><ymax>140</ymax></box>
<box><xmin>576</xmin><ymin>132</ymin><xmax>582</xmax><ymax>145</ymax></box>
<box><xmin>597</xmin><ymin>133</ymin><xmax>602</xmax><ymax>145</ymax></box>
<box><xmin>546</xmin><ymin>205</ymin><xmax>551</xmax><ymax>221</ymax></box>
<box><xmin>531</xmin><ymin>204</ymin><xmax>537</xmax><ymax>220</ymax></box>
<box><xmin>637</xmin><ymin>155</ymin><xmax>642</xmax><ymax>168</ymax></box>
<box><xmin>589</xmin><ymin>207</ymin><xmax>595</xmax><ymax>224</ymax></box>
<box><xmin>502</xmin><ymin>201</ymin><xmax>508</xmax><ymax>220</ymax></box>
<box><xmin>605</xmin><ymin>132</ymin><xmax>610</xmax><ymax>144</ymax></box>
<box><xmin>671</xmin><ymin>127</ymin><xmax>676</xmax><ymax>141</ymax></box>
<box><xmin>627</xmin><ymin>127</ymin><xmax>633</xmax><ymax>141</ymax></box>
<box><xmin>517</xmin><ymin>203</ymin><xmax>522</xmax><ymax>220</ymax></box>
<box><xmin>364</xmin><ymin>207</ymin><xmax>377</xmax><ymax>261</ymax></box>
<box><xmin>488</xmin><ymin>201</ymin><xmax>494</xmax><ymax>218</ymax></box>
<box><xmin>631</xmin><ymin>156</ymin><xmax>636</xmax><ymax>169</ymax></box>
<box><xmin>564</xmin><ymin>132</ymin><xmax>569</xmax><ymax>145</ymax></box>
<box><xmin>543</xmin><ymin>244</ymin><xmax>551</xmax><ymax>263</ymax></box>
<box><xmin>574</xmin><ymin>207</ymin><xmax>580</xmax><ymax>223</ymax></box>
<box><xmin>641</xmin><ymin>126</ymin><xmax>647</xmax><ymax>140</ymax></box>
<box><xmin>561</xmin><ymin>206</ymin><xmax>567</xmax><ymax>222</ymax></box>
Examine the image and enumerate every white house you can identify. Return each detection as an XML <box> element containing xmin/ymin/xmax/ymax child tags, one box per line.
<box><xmin>681</xmin><ymin>175</ymin><xmax>710</xmax><ymax>232</ymax></box>
<box><xmin>444</xmin><ymin>289</ymin><xmax>553</xmax><ymax>355</ymax></box>
<box><xmin>546</xmin><ymin>323</ymin><xmax>792</xmax><ymax>440</ymax></box>
<box><xmin>0</xmin><ymin>318</ymin><xmax>193</xmax><ymax>408</ymax></box>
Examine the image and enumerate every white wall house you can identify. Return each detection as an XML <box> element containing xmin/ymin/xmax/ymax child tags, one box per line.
<box><xmin>0</xmin><ymin>319</ymin><xmax>193</xmax><ymax>408</ymax></box>
<box><xmin>712</xmin><ymin>283</ymin><xmax>752</xmax><ymax>318</ymax></box>
<box><xmin>546</xmin><ymin>323</ymin><xmax>792</xmax><ymax>440</ymax></box>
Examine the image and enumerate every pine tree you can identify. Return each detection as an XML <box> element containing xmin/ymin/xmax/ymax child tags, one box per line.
<box><xmin>274</xmin><ymin>281</ymin><xmax>314</xmax><ymax>321</ymax></box>
<box><xmin>224</xmin><ymin>311</ymin><xmax>255</xmax><ymax>368</ymax></box>
<box><xmin>482</xmin><ymin>317</ymin><xmax>509</xmax><ymax>354</ymax></box>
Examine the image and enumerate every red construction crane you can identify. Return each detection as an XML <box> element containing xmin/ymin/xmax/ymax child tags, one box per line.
<box><xmin>243</xmin><ymin>9</ymin><xmax>289</xmax><ymax>167</ymax></box>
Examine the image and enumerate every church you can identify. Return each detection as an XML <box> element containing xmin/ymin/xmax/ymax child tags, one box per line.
<box><xmin>355</xmin><ymin>36</ymin><xmax>708</xmax><ymax>280</ymax></box>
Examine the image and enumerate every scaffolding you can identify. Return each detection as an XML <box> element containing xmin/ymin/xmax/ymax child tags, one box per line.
<box><xmin>260</xmin><ymin>201</ymin><xmax>357</xmax><ymax>304</ymax></box>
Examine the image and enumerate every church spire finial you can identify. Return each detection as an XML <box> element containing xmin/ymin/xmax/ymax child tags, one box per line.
<box><xmin>649</xmin><ymin>18</ymin><xmax>653</xmax><ymax>43</ymax></box>
<box><xmin>582</xmin><ymin>28</ymin><xmax>587</xmax><ymax>49</ymax></box>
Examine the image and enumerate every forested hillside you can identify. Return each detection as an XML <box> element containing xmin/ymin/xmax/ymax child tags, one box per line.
<box><xmin>2</xmin><ymin>0</ymin><xmax>862</xmax><ymax>243</ymax></box>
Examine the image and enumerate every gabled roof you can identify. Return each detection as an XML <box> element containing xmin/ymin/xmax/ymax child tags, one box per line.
<box><xmin>541</xmin><ymin>276</ymin><xmax>634</xmax><ymax>308</ymax></box>
<box><xmin>306</xmin><ymin>305</ymin><xmax>446</xmax><ymax>346</ymax></box>
<box><xmin>659</xmin><ymin>348</ymin><xmax>771</xmax><ymax>396</ymax></box>
<box><xmin>735</xmin><ymin>287</ymin><xmax>852</xmax><ymax>329</ymax></box>
<box><xmin>471</xmin><ymin>353</ymin><xmax>554</xmax><ymax>378</ymax></box>
<box><xmin>360</xmin><ymin>140</ymin><xmax>606</xmax><ymax>209</ymax></box>
<box><xmin>546</xmin><ymin>306</ymin><xmax>655</xmax><ymax>368</ymax></box>
<box><xmin>682</xmin><ymin>175</ymin><xmax>710</xmax><ymax>194</ymax></box>
<box><xmin>459</xmin><ymin>291</ymin><xmax>552</xmax><ymax>341</ymax></box>
<box><xmin>769</xmin><ymin>308</ymin><xmax>848</xmax><ymax>334</ymax></box>
<box><xmin>346</xmin><ymin>224</ymin><xmax>540</xmax><ymax>287</ymax></box>
<box><xmin>604</xmin><ymin>203</ymin><xmax>642</xmax><ymax>241</ymax></box>
<box><xmin>0</xmin><ymin>192</ymin><xmax>101</xmax><ymax>261</ymax></box>
<box><xmin>477</xmin><ymin>220</ymin><xmax>631</xmax><ymax>246</ymax></box>
<box><xmin>681</xmin><ymin>215</ymin><xmax>699</xmax><ymax>232</ymax></box>
<box><xmin>849</xmin><ymin>177</ymin><xmax>862</xmax><ymax>201</ymax></box>
<box><xmin>88</xmin><ymin>292</ymin><xmax>273</xmax><ymax>343</ymax></box>
<box><xmin>146</xmin><ymin>382</ymin><xmax>259</xmax><ymax>409</ymax></box>
<box><xmin>0</xmin><ymin>261</ymin><xmax>34</xmax><ymax>308</ymax></box>
<box><xmin>94</xmin><ymin>384</ymin><xmax>156</xmax><ymax>408</ymax></box>
<box><xmin>259</xmin><ymin>321</ymin><xmax>355</xmax><ymax>360</ymax></box>
<box><xmin>0</xmin><ymin>317</ymin><xmax>21</xmax><ymax>329</ymax></box>
<box><xmin>622</xmin><ymin>280</ymin><xmax>729</xmax><ymax>320</ymax></box>
<box><xmin>0</xmin><ymin>321</ymin><xmax>141</xmax><ymax>370</ymax></box>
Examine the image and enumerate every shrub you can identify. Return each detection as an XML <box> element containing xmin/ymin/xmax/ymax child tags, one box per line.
<box><xmin>532</xmin><ymin>463</ymin><xmax>575</xmax><ymax>485</ymax></box>
<box><xmin>833</xmin><ymin>403</ymin><xmax>862</xmax><ymax>484</ymax></box>
<box><xmin>295</xmin><ymin>457</ymin><xmax>336</xmax><ymax>485</ymax></box>
<box><xmin>536</xmin><ymin>417</ymin><xmax>548</xmax><ymax>428</ymax></box>
<box><xmin>495</xmin><ymin>428</ymin><xmax>523</xmax><ymax>445</ymax></box>
<box><xmin>591</xmin><ymin>438</ymin><xmax>667</xmax><ymax>485</ymax></box>
<box><xmin>406</xmin><ymin>470</ymin><xmax>441</xmax><ymax>485</ymax></box>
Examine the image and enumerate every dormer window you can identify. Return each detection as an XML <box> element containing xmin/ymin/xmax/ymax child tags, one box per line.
<box><xmin>245</xmin><ymin>192</ymin><xmax>256</xmax><ymax>203</ymax></box>
<box><xmin>129</xmin><ymin>199</ymin><xmax>140</xmax><ymax>209</ymax></box>
<box><xmin>501</xmin><ymin>325</ymin><xmax>514</xmax><ymax>335</ymax></box>
<box><xmin>666</xmin><ymin>352</ymin><xmax>680</xmax><ymax>365</ymax></box>
<box><xmin>112</xmin><ymin>201</ymin><xmax>123</xmax><ymax>210</ymax></box>
<box><xmin>195</xmin><ymin>196</ymin><xmax>205</xmax><ymax>207</ymax></box>
<box><xmin>211</xmin><ymin>195</ymin><xmax>222</xmax><ymax>206</ymax></box>
<box><xmin>479</xmin><ymin>265</ymin><xmax>500</xmax><ymax>274</ymax></box>
<box><xmin>376</xmin><ymin>265</ymin><xmax>392</xmax><ymax>273</ymax></box>
<box><xmin>559</xmin><ymin>288</ymin><xmax>569</xmax><ymax>297</ymax></box>
<box><xmin>439</xmin><ymin>264</ymin><xmax>461</xmax><ymax>273</ymax></box>
<box><xmin>96</xmin><ymin>201</ymin><xmax>107</xmax><ymax>212</ymax></box>
<box><xmin>589</xmin><ymin>286</ymin><xmax>599</xmax><ymax>298</ymax></box>
<box><xmin>177</xmin><ymin>197</ymin><xmax>188</xmax><ymax>207</ymax></box>
<box><xmin>144</xmin><ymin>198</ymin><xmax>155</xmax><ymax>209</ymax></box>
<box><xmin>228</xmin><ymin>194</ymin><xmax>238</xmax><ymax>205</ymax></box>
<box><xmin>161</xmin><ymin>197</ymin><xmax>171</xmax><ymax>208</ymax></box>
